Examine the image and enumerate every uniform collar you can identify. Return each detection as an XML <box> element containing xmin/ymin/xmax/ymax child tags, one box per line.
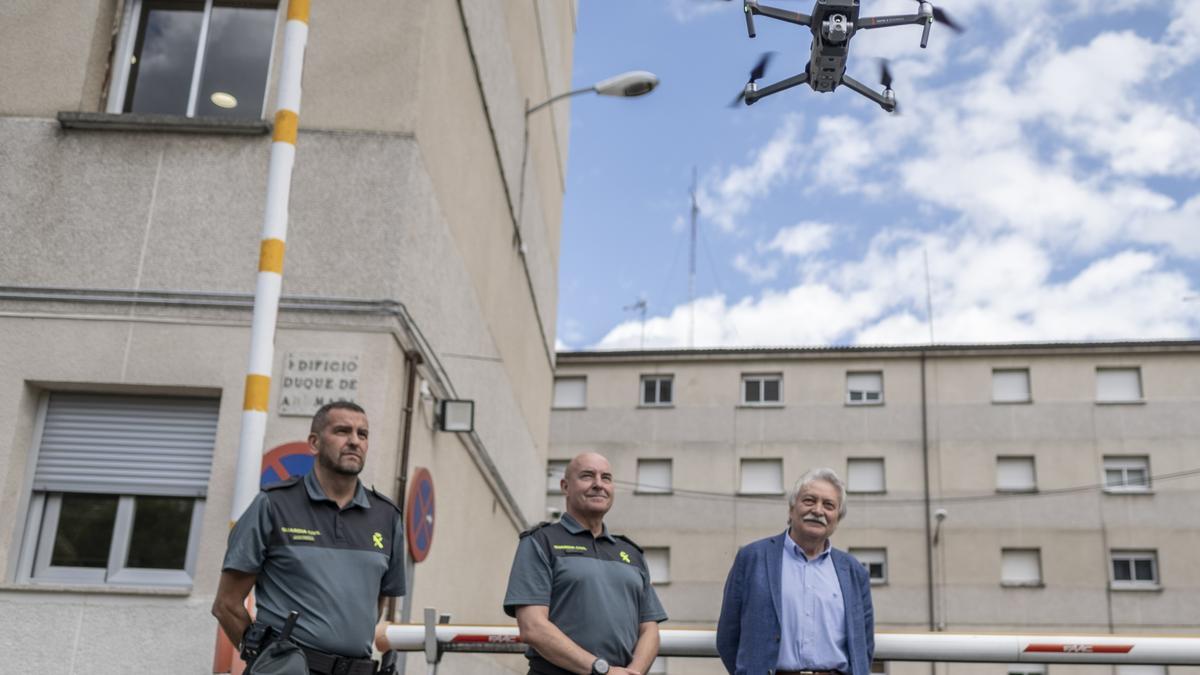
<box><xmin>304</xmin><ymin>470</ymin><xmax>371</xmax><ymax>509</ymax></box>
<box><xmin>559</xmin><ymin>512</ymin><xmax>615</xmax><ymax>542</ymax></box>
<box><xmin>785</xmin><ymin>533</ymin><xmax>831</xmax><ymax>562</ymax></box>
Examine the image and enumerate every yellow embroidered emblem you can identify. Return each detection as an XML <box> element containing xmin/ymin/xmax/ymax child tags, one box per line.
<box><xmin>619</xmin><ymin>551</ymin><xmax>631</xmax><ymax>563</ymax></box>
<box><xmin>372</xmin><ymin>532</ymin><xmax>384</xmax><ymax>549</ymax></box>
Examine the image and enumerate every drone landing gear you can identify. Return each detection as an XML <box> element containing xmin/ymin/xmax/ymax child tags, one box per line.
<box><xmin>841</xmin><ymin>74</ymin><xmax>896</xmax><ymax>113</ymax></box>
<box><xmin>744</xmin><ymin>72</ymin><xmax>810</xmax><ymax>105</ymax></box>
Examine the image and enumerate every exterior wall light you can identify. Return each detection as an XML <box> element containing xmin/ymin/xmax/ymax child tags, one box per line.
<box><xmin>438</xmin><ymin>399</ymin><xmax>475</xmax><ymax>433</ymax></box>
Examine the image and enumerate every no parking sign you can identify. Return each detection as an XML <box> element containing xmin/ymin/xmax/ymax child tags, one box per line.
<box><xmin>406</xmin><ymin>468</ymin><xmax>435</xmax><ymax>563</ymax></box>
<box><xmin>261</xmin><ymin>441</ymin><xmax>314</xmax><ymax>487</ymax></box>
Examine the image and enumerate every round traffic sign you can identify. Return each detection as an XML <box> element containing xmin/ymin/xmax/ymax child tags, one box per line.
<box><xmin>261</xmin><ymin>441</ymin><xmax>314</xmax><ymax>487</ymax></box>
<box><xmin>406</xmin><ymin>467</ymin><xmax>435</xmax><ymax>562</ymax></box>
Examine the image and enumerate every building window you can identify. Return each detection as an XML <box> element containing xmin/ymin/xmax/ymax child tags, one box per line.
<box><xmin>645</xmin><ymin>547</ymin><xmax>670</xmax><ymax>584</ymax></box>
<box><xmin>111</xmin><ymin>0</ymin><xmax>279</xmax><ymax>119</ymax></box>
<box><xmin>552</xmin><ymin>376</ymin><xmax>587</xmax><ymax>409</ymax></box>
<box><xmin>871</xmin><ymin>662</ymin><xmax>888</xmax><ymax>675</ymax></box>
<box><xmin>1008</xmin><ymin>664</ymin><xmax>1046</xmax><ymax>675</ymax></box>
<box><xmin>1096</xmin><ymin>367</ymin><xmax>1143</xmax><ymax>403</ymax></box>
<box><xmin>741</xmin><ymin>374</ymin><xmax>782</xmax><ymax>406</ymax></box>
<box><xmin>1001</xmin><ymin>548</ymin><xmax>1043</xmax><ymax>586</ymax></box>
<box><xmin>846</xmin><ymin>458</ymin><xmax>886</xmax><ymax>494</ymax></box>
<box><xmin>21</xmin><ymin>393</ymin><xmax>217</xmax><ymax>587</ymax></box>
<box><xmin>850</xmin><ymin>548</ymin><xmax>888</xmax><ymax>584</ymax></box>
<box><xmin>739</xmin><ymin>458</ymin><xmax>783</xmax><ymax>494</ymax></box>
<box><xmin>640</xmin><ymin>375</ymin><xmax>674</xmax><ymax>406</ymax></box>
<box><xmin>992</xmin><ymin>368</ymin><xmax>1031</xmax><ymax>403</ymax></box>
<box><xmin>846</xmin><ymin>371</ymin><xmax>883</xmax><ymax>405</ymax></box>
<box><xmin>1111</xmin><ymin>550</ymin><xmax>1159</xmax><ymax>588</ymax></box>
<box><xmin>996</xmin><ymin>456</ymin><xmax>1037</xmax><ymax>493</ymax></box>
<box><xmin>636</xmin><ymin>459</ymin><xmax>672</xmax><ymax>494</ymax></box>
<box><xmin>546</xmin><ymin>460</ymin><xmax>568</xmax><ymax>494</ymax></box>
<box><xmin>1103</xmin><ymin>456</ymin><xmax>1151</xmax><ymax>492</ymax></box>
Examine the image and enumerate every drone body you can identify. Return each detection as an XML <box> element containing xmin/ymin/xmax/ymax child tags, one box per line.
<box><xmin>734</xmin><ymin>0</ymin><xmax>963</xmax><ymax>112</ymax></box>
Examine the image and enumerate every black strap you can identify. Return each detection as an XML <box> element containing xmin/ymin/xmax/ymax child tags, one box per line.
<box><xmin>300</xmin><ymin>646</ymin><xmax>376</xmax><ymax>675</ymax></box>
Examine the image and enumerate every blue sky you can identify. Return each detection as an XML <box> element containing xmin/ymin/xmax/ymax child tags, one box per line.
<box><xmin>556</xmin><ymin>0</ymin><xmax>1200</xmax><ymax>350</ymax></box>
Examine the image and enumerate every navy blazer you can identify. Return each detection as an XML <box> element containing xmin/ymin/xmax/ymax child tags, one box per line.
<box><xmin>716</xmin><ymin>533</ymin><xmax>875</xmax><ymax>675</ymax></box>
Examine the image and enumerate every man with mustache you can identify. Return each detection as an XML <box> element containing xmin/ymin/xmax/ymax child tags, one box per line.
<box><xmin>717</xmin><ymin>468</ymin><xmax>875</xmax><ymax>675</ymax></box>
<box><xmin>213</xmin><ymin>402</ymin><xmax>405</xmax><ymax>674</ymax></box>
<box><xmin>504</xmin><ymin>452</ymin><xmax>667</xmax><ymax>675</ymax></box>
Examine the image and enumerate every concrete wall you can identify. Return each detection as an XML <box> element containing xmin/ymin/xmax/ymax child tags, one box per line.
<box><xmin>551</xmin><ymin>346</ymin><xmax>1200</xmax><ymax>675</ymax></box>
<box><xmin>0</xmin><ymin>0</ymin><xmax>574</xmax><ymax>672</ymax></box>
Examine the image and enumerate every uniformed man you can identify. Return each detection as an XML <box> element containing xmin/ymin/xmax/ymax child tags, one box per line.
<box><xmin>503</xmin><ymin>452</ymin><xmax>667</xmax><ymax>675</ymax></box>
<box><xmin>212</xmin><ymin>401</ymin><xmax>405</xmax><ymax>675</ymax></box>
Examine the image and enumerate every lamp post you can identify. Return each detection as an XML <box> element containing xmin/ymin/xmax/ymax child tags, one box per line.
<box><xmin>516</xmin><ymin>70</ymin><xmax>659</xmax><ymax>243</ymax></box>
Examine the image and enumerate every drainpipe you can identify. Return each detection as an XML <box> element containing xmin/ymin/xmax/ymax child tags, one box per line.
<box><xmin>386</xmin><ymin>350</ymin><xmax>422</xmax><ymax>621</ymax></box>
<box><xmin>921</xmin><ymin>350</ymin><xmax>936</xmax><ymax>675</ymax></box>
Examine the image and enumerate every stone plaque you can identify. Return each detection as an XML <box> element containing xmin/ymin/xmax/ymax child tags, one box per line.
<box><xmin>279</xmin><ymin>352</ymin><xmax>361</xmax><ymax>416</ymax></box>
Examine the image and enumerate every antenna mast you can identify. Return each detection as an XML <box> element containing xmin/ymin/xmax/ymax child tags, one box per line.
<box><xmin>623</xmin><ymin>298</ymin><xmax>648</xmax><ymax>349</ymax></box>
<box><xmin>689</xmin><ymin>166</ymin><xmax>698</xmax><ymax>348</ymax></box>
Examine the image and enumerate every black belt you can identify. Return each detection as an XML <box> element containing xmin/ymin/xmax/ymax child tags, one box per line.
<box><xmin>300</xmin><ymin>646</ymin><xmax>376</xmax><ymax>675</ymax></box>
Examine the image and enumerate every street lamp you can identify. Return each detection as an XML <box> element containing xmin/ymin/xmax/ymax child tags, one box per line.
<box><xmin>516</xmin><ymin>70</ymin><xmax>660</xmax><ymax>242</ymax></box>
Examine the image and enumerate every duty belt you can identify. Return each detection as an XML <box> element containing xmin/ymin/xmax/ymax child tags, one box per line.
<box><xmin>300</xmin><ymin>646</ymin><xmax>376</xmax><ymax>675</ymax></box>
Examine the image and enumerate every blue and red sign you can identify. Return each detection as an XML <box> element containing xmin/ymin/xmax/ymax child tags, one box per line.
<box><xmin>261</xmin><ymin>441</ymin><xmax>315</xmax><ymax>487</ymax></box>
<box><xmin>406</xmin><ymin>467</ymin><xmax>435</xmax><ymax>562</ymax></box>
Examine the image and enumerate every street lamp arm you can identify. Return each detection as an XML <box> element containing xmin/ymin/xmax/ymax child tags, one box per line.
<box><xmin>525</xmin><ymin>87</ymin><xmax>599</xmax><ymax>116</ymax></box>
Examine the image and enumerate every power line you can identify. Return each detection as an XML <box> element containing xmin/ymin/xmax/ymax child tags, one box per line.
<box><xmin>602</xmin><ymin>467</ymin><xmax>1200</xmax><ymax>506</ymax></box>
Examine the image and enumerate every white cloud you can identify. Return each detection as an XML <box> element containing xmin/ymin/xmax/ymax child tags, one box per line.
<box><xmin>767</xmin><ymin>222</ymin><xmax>834</xmax><ymax>257</ymax></box>
<box><xmin>664</xmin><ymin>0</ymin><xmax>730</xmax><ymax>23</ymax></box>
<box><xmin>733</xmin><ymin>253</ymin><xmax>779</xmax><ymax>284</ymax></box>
<box><xmin>696</xmin><ymin>114</ymin><xmax>803</xmax><ymax>232</ymax></box>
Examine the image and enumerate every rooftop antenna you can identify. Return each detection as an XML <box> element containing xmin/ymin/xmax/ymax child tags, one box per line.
<box><xmin>689</xmin><ymin>166</ymin><xmax>699</xmax><ymax>348</ymax></box>
<box><xmin>923</xmin><ymin>247</ymin><xmax>936</xmax><ymax>344</ymax></box>
<box><xmin>623</xmin><ymin>298</ymin><xmax>648</xmax><ymax>349</ymax></box>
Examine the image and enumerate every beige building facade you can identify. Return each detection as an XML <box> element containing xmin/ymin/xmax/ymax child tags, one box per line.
<box><xmin>550</xmin><ymin>343</ymin><xmax>1200</xmax><ymax>675</ymax></box>
<box><xmin>0</xmin><ymin>1</ymin><xmax>576</xmax><ymax>673</ymax></box>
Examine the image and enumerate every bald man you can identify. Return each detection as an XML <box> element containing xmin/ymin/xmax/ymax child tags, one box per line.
<box><xmin>503</xmin><ymin>452</ymin><xmax>667</xmax><ymax>675</ymax></box>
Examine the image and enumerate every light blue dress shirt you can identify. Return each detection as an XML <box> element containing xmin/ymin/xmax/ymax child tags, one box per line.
<box><xmin>777</xmin><ymin>537</ymin><xmax>849</xmax><ymax>672</ymax></box>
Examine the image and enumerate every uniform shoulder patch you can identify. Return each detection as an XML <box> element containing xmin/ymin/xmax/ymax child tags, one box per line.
<box><xmin>262</xmin><ymin>475</ymin><xmax>303</xmax><ymax>492</ymax></box>
<box><xmin>615</xmin><ymin>534</ymin><xmax>644</xmax><ymax>553</ymax></box>
<box><xmin>369</xmin><ymin>486</ymin><xmax>402</xmax><ymax>512</ymax></box>
<box><xmin>519</xmin><ymin>521</ymin><xmax>552</xmax><ymax>539</ymax></box>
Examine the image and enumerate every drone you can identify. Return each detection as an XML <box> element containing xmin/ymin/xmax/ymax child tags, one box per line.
<box><xmin>730</xmin><ymin>0</ymin><xmax>963</xmax><ymax>112</ymax></box>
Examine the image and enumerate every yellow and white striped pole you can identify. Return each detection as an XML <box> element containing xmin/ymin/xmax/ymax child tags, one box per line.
<box><xmin>231</xmin><ymin>0</ymin><xmax>310</xmax><ymax>521</ymax></box>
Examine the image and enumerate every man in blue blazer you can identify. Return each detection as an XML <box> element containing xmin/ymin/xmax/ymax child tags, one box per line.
<box><xmin>717</xmin><ymin>468</ymin><xmax>875</xmax><ymax>675</ymax></box>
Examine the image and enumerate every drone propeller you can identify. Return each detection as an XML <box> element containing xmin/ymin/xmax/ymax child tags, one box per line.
<box><xmin>914</xmin><ymin>1</ymin><xmax>965</xmax><ymax>33</ymax></box>
<box><xmin>878</xmin><ymin>59</ymin><xmax>900</xmax><ymax>114</ymax></box>
<box><xmin>730</xmin><ymin>52</ymin><xmax>775</xmax><ymax>107</ymax></box>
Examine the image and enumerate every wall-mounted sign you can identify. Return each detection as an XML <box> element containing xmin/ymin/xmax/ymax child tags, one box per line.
<box><xmin>279</xmin><ymin>352</ymin><xmax>361</xmax><ymax>416</ymax></box>
<box><xmin>261</xmin><ymin>441</ymin><xmax>314</xmax><ymax>487</ymax></box>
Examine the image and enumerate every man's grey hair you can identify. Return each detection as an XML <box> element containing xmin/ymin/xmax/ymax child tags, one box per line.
<box><xmin>787</xmin><ymin>467</ymin><xmax>848</xmax><ymax>519</ymax></box>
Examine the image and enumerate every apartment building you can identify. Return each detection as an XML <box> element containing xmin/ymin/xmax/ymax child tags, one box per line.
<box><xmin>0</xmin><ymin>1</ymin><xmax>577</xmax><ymax>673</ymax></box>
<box><xmin>550</xmin><ymin>342</ymin><xmax>1200</xmax><ymax>675</ymax></box>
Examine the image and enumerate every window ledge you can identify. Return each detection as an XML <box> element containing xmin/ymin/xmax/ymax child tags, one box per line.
<box><xmin>0</xmin><ymin>581</ymin><xmax>192</xmax><ymax>597</ymax></box>
<box><xmin>845</xmin><ymin>402</ymin><xmax>885</xmax><ymax>407</ymax></box>
<box><xmin>637</xmin><ymin>404</ymin><xmax>675</xmax><ymax>410</ymax></box>
<box><xmin>1109</xmin><ymin>583</ymin><xmax>1162</xmax><ymax>592</ymax></box>
<box><xmin>1095</xmin><ymin>400</ymin><xmax>1146</xmax><ymax>406</ymax></box>
<box><xmin>1103</xmin><ymin>488</ymin><xmax>1154</xmax><ymax>495</ymax></box>
<box><xmin>992</xmin><ymin>399</ymin><xmax>1033</xmax><ymax>405</ymax></box>
<box><xmin>634</xmin><ymin>490</ymin><xmax>675</xmax><ymax>496</ymax></box>
<box><xmin>737</xmin><ymin>491</ymin><xmax>785</xmax><ymax>497</ymax></box>
<box><xmin>1000</xmin><ymin>581</ymin><xmax>1045</xmax><ymax>588</ymax></box>
<box><xmin>869</xmin><ymin>579</ymin><xmax>888</xmax><ymax>586</ymax></box>
<box><xmin>996</xmin><ymin>488</ymin><xmax>1039</xmax><ymax>494</ymax></box>
<box><xmin>737</xmin><ymin>403</ymin><xmax>785</xmax><ymax>409</ymax></box>
<box><xmin>57</xmin><ymin>111</ymin><xmax>270</xmax><ymax>135</ymax></box>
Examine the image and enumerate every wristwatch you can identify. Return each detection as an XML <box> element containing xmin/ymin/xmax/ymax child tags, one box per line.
<box><xmin>590</xmin><ymin>657</ymin><xmax>610</xmax><ymax>674</ymax></box>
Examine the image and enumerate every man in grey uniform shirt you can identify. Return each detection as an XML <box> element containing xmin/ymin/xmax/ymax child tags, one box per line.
<box><xmin>504</xmin><ymin>452</ymin><xmax>667</xmax><ymax>675</ymax></box>
<box><xmin>212</xmin><ymin>402</ymin><xmax>405</xmax><ymax>675</ymax></box>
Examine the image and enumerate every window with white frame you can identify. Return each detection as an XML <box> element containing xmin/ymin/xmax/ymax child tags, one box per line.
<box><xmin>111</xmin><ymin>0</ymin><xmax>279</xmax><ymax>119</ymax></box>
<box><xmin>847</xmin><ymin>458</ymin><xmax>886</xmax><ymax>494</ymax></box>
<box><xmin>636</xmin><ymin>459</ymin><xmax>672</xmax><ymax>494</ymax></box>
<box><xmin>849</xmin><ymin>547</ymin><xmax>888</xmax><ymax>584</ymax></box>
<box><xmin>21</xmin><ymin>393</ymin><xmax>217</xmax><ymax>587</ymax></box>
<box><xmin>644</xmin><ymin>547</ymin><xmax>670</xmax><ymax>584</ymax></box>
<box><xmin>992</xmin><ymin>369</ymin><xmax>1032</xmax><ymax>403</ymax></box>
<box><xmin>546</xmin><ymin>460</ymin><xmax>568</xmax><ymax>494</ymax></box>
<box><xmin>741</xmin><ymin>374</ymin><xmax>782</xmax><ymax>406</ymax></box>
<box><xmin>640</xmin><ymin>375</ymin><xmax>674</xmax><ymax>406</ymax></box>
<box><xmin>996</xmin><ymin>456</ymin><xmax>1037</xmax><ymax>493</ymax></box>
<box><xmin>1008</xmin><ymin>663</ymin><xmax>1046</xmax><ymax>675</ymax></box>
<box><xmin>1001</xmin><ymin>548</ymin><xmax>1043</xmax><ymax>586</ymax></box>
<box><xmin>1111</xmin><ymin>550</ymin><xmax>1159</xmax><ymax>588</ymax></box>
<box><xmin>552</xmin><ymin>376</ymin><xmax>587</xmax><ymax>409</ymax></box>
<box><xmin>1103</xmin><ymin>456</ymin><xmax>1151</xmax><ymax>492</ymax></box>
<box><xmin>1096</xmin><ymin>367</ymin><xmax>1143</xmax><ymax>403</ymax></box>
<box><xmin>739</xmin><ymin>458</ymin><xmax>783</xmax><ymax>494</ymax></box>
<box><xmin>846</xmin><ymin>371</ymin><xmax>883</xmax><ymax>405</ymax></box>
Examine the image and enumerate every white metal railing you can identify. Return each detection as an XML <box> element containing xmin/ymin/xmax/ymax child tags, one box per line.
<box><xmin>377</xmin><ymin>609</ymin><xmax>1200</xmax><ymax>672</ymax></box>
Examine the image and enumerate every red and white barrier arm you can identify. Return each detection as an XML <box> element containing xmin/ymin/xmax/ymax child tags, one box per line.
<box><xmin>377</xmin><ymin>625</ymin><xmax>1200</xmax><ymax>665</ymax></box>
